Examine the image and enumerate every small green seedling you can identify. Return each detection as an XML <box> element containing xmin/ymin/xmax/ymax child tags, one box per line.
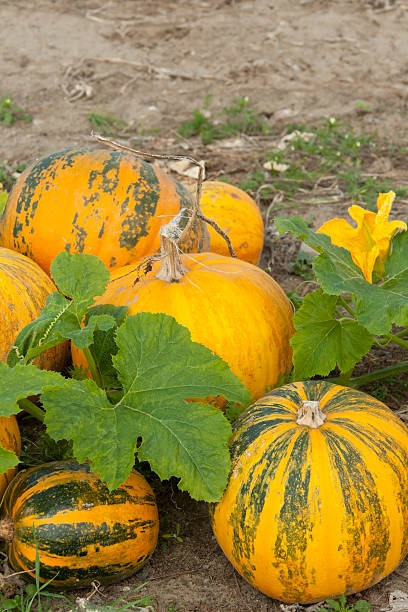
<box><xmin>324</xmin><ymin>594</ymin><xmax>371</xmax><ymax>612</ymax></box>
<box><xmin>160</xmin><ymin>521</ymin><xmax>183</xmax><ymax>551</ymax></box>
<box><xmin>178</xmin><ymin>96</ymin><xmax>269</xmax><ymax>144</ymax></box>
<box><xmin>0</xmin><ymin>96</ymin><xmax>31</xmax><ymax>126</ymax></box>
<box><xmin>89</xmin><ymin>112</ymin><xmax>127</xmax><ymax>136</ymax></box>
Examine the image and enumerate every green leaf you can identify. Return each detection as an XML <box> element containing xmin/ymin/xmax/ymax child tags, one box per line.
<box><xmin>50</xmin><ymin>251</ymin><xmax>110</xmax><ymax>310</ymax></box>
<box><xmin>275</xmin><ymin>216</ymin><xmax>366</xmax><ymax>286</ymax></box>
<box><xmin>0</xmin><ymin>362</ymin><xmax>64</xmax><ymax>417</ymax></box>
<box><xmin>7</xmin><ymin>292</ymin><xmax>68</xmax><ymax>366</ymax></box>
<box><xmin>69</xmin><ymin>313</ymin><xmax>116</xmax><ymax>350</ymax></box>
<box><xmin>44</xmin><ymin>313</ymin><xmax>252</xmax><ymax>501</ymax></box>
<box><xmin>325</xmin><ymin>600</ymin><xmax>341</xmax><ymax>612</ymax></box>
<box><xmin>353</xmin><ymin>601</ymin><xmax>371</xmax><ymax>612</ymax></box>
<box><xmin>0</xmin><ymin>445</ymin><xmax>19</xmax><ymax>476</ymax></box>
<box><xmin>82</xmin><ymin>304</ymin><xmax>129</xmax><ymax>388</ymax></box>
<box><xmin>276</xmin><ymin>215</ymin><xmax>408</xmax><ymax>335</ymax></box>
<box><xmin>291</xmin><ymin>290</ymin><xmax>374</xmax><ymax>380</ymax></box>
<box><xmin>114</xmin><ymin>313</ymin><xmax>251</xmax><ymax>405</ymax></box>
<box><xmin>8</xmin><ymin>253</ymin><xmax>113</xmax><ymax>365</ymax></box>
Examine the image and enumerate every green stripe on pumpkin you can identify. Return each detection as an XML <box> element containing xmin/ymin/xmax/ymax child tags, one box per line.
<box><xmin>323</xmin><ymin>429</ymin><xmax>390</xmax><ymax>587</ymax></box>
<box><xmin>228</xmin><ymin>427</ymin><xmax>298</xmax><ymax>581</ymax></box>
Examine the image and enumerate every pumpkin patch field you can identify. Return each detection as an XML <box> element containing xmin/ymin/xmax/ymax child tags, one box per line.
<box><xmin>2</xmin><ymin>1</ymin><xmax>408</xmax><ymax>611</ymax></box>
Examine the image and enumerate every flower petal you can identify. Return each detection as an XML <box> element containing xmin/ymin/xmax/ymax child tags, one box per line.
<box><xmin>317</xmin><ymin>191</ymin><xmax>406</xmax><ymax>283</ymax></box>
<box><xmin>317</xmin><ymin>218</ymin><xmax>360</xmax><ymax>251</ymax></box>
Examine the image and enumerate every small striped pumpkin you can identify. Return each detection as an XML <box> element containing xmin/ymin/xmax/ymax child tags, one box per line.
<box><xmin>0</xmin><ymin>148</ymin><xmax>209</xmax><ymax>275</ymax></box>
<box><xmin>0</xmin><ymin>415</ymin><xmax>21</xmax><ymax>500</ymax></box>
<box><xmin>210</xmin><ymin>380</ymin><xmax>408</xmax><ymax>603</ymax></box>
<box><xmin>0</xmin><ymin>461</ymin><xmax>159</xmax><ymax>589</ymax></box>
<box><xmin>0</xmin><ymin>246</ymin><xmax>68</xmax><ymax>371</ymax></box>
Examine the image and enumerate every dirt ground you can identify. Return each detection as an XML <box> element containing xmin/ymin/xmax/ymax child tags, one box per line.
<box><xmin>2</xmin><ymin>0</ymin><xmax>408</xmax><ymax>610</ymax></box>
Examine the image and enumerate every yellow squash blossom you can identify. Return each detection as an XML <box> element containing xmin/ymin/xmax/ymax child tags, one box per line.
<box><xmin>317</xmin><ymin>191</ymin><xmax>407</xmax><ymax>283</ymax></box>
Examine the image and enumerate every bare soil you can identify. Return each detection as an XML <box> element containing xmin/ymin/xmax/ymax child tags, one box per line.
<box><xmin>2</xmin><ymin>0</ymin><xmax>408</xmax><ymax>610</ymax></box>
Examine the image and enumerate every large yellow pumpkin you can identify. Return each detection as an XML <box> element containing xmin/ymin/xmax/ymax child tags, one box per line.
<box><xmin>0</xmin><ymin>246</ymin><xmax>67</xmax><ymax>371</ymax></box>
<box><xmin>72</xmin><ymin>237</ymin><xmax>293</xmax><ymax>402</ymax></box>
<box><xmin>0</xmin><ymin>149</ymin><xmax>209</xmax><ymax>276</ymax></box>
<box><xmin>210</xmin><ymin>380</ymin><xmax>408</xmax><ymax>603</ymax></box>
<box><xmin>0</xmin><ymin>416</ymin><xmax>21</xmax><ymax>500</ymax></box>
<box><xmin>199</xmin><ymin>181</ymin><xmax>264</xmax><ymax>264</ymax></box>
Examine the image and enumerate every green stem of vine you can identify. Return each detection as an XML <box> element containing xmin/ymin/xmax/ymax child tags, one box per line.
<box><xmin>82</xmin><ymin>347</ymin><xmax>104</xmax><ymax>388</ymax></box>
<box><xmin>329</xmin><ymin>360</ymin><xmax>408</xmax><ymax>389</ymax></box>
<box><xmin>385</xmin><ymin>334</ymin><xmax>408</xmax><ymax>351</ymax></box>
<box><xmin>338</xmin><ymin>296</ymin><xmax>355</xmax><ymax>317</ymax></box>
<box><xmin>337</xmin><ymin>368</ymin><xmax>353</xmax><ymax>386</ymax></box>
<box><xmin>18</xmin><ymin>398</ymin><xmax>45</xmax><ymax>422</ymax></box>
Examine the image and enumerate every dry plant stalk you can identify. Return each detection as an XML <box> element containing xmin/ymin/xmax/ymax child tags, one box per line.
<box><xmin>94</xmin><ymin>133</ymin><xmax>236</xmax><ymax>258</ymax></box>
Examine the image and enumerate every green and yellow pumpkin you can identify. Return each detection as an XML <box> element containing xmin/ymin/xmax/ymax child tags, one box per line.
<box><xmin>0</xmin><ymin>149</ymin><xmax>209</xmax><ymax>275</ymax></box>
<box><xmin>0</xmin><ymin>246</ymin><xmax>68</xmax><ymax>370</ymax></box>
<box><xmin>210</xmin><ymin>380</ymin><xmax>408</xmax><ymax>603</ymax></box>
<box><xmin>0</xmin><ymin>461</ymin><xmax>159</xmax><ymax>589</ymax></box>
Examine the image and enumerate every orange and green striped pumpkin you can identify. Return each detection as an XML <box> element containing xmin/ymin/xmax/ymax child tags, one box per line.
<box><xmin>210</xmin><ymin>380</ymin><xmax>408</xmax><ymax>603</ymax></box>
<box><xmin>0</xmin><ymin>461</ymin><xmax>159</xmax><ymax>589</ymax></box>
<box><xmin>0</xmin><ymin>246</ymin><xmax>68</xmax><ymax>371</ymax></box>
<box><xmin>0</xmin><ymin>415</ymin><xmax>21</xmax><ymax>500</ymax></box>
<box><xmin>0</xmin><ymin>148</ymin><xmax>209</xmax><ymax>276</ymax></box>
<box><xmin>199</xmin><ymin>181</ymin><xmax>264</xmax><ymax>264</ymax></box>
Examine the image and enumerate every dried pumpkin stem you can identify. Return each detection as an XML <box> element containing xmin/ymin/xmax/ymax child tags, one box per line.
<box><xmin>155</xmin><ymin>213</ymin><xmax>188</xmax><ymax>282</ymax></box>
<box><xmin>0</xmin><ymin>517</ymin><xmax>14</xmax><ymax>543</ymax></box>
<box><xmin>296</xmin><ymin>400</ymin><xmax>327</xmax><ymax>429</ymax></box>
<box><xmin>197</xmin><ymin>211</ymin><xmax>236</xmax><ymax>257</ymax></box>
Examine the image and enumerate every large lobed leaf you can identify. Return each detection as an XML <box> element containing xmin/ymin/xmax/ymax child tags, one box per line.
<box><xmin>43</xmin><ymin>313</ymin><xmax>251</xmax><ymax>502</ymax></box>
<box><xmin>0</xmin><ymin>363</ymin><xmax>65</xmax><ymax>474</ymax></box>
<box><xmin>291</xmin><ymin>290</ymin><xmax>374</xmax><ymax>380</ymax></box>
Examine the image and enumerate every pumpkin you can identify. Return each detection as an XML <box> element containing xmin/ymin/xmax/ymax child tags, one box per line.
<box><xmin>72</xmin><ymin>225</ymin><xmax>294</xmax><ymax>402</ymax></box>
<box><xmin>210</xmin><ymin>380</ymin><xmax>408</xmax><ymax>604</ymax></box>
<box><xmin>199</xmin><ymin>181</ymin><xmax>264</xmax><ymax>264</ymax></box>
<box><xmin>0</xmin><ymin>415</ymin><xmax>21</xmax><ymax>500</ymax></box>
<box><xmin>0</xmin><ymin>460</ymin><xmax>159</xmax><ymax>589</ymax></box>
<box><xmin>0</xmin><ymin>246</ymin><xmax>68</xmax><ymax>371</ymax></box>
<box><xmin>0</xmin><ymin>148</ymin><xmax>209</xmax><ymax>276</ymax></box>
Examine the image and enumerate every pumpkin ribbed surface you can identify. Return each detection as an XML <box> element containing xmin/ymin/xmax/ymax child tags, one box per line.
<box><xmin>1</xmin><ymin>461</ymin><xmax>159</xmax><ymax>589</ymax></box>
<box><xmin>210</xmin><ymin>380</ymin><xmax>408</xmax><ymax>603</ymax></box>
<box><xmin>0</xmin><ymin>416</ymin><xmax>21</xmax><ymax>500</ymax></box>
<box><xmin>72</xmin><ymin>252</ymin><xmax>294</xmax><ymax>401</ymax></box>
<box><xmin>200</xmin><ymin>181</ymin><xmax>264</xmax><ymax>264</ymax></box>
<box><xmin>0</xmin><ymin>247</ymin><xmax>67</xmax><ymax>370</ymax></box>
<box><xmin>0</xmin><ymin>149</ymin><xmax>209</xmax><ymax>275</ymax></box>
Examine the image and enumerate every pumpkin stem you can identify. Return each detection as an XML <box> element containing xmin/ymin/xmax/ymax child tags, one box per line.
<box><xmin>155</xmin><ymin>210</ymin><xmax>188</xmax><ymax>282</ymax></box>
<box><xmin>296</xmin><ymin>400</ymin><xmax>327</xmax><ymax>429</ymax></box>
<box><xmin>0</xmin><ymin>517</ymin><xmax>14</xmax><ymax>543</ymax></box>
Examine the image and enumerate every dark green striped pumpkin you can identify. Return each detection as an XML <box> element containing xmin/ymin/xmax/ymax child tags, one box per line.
<box><xmin>0</xmin><ymin>148</ymin><xmax>209</xmax><ymax>276</ymax></box>
<box><xmin>210</xmin><ymin>380</ymin><xmax>408</xmax><ymax>604</ymax></box>
<box><xmin>0</xmin><ymin>461</ymin><xmax>159</xmax><ymax>589</ymax></box>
